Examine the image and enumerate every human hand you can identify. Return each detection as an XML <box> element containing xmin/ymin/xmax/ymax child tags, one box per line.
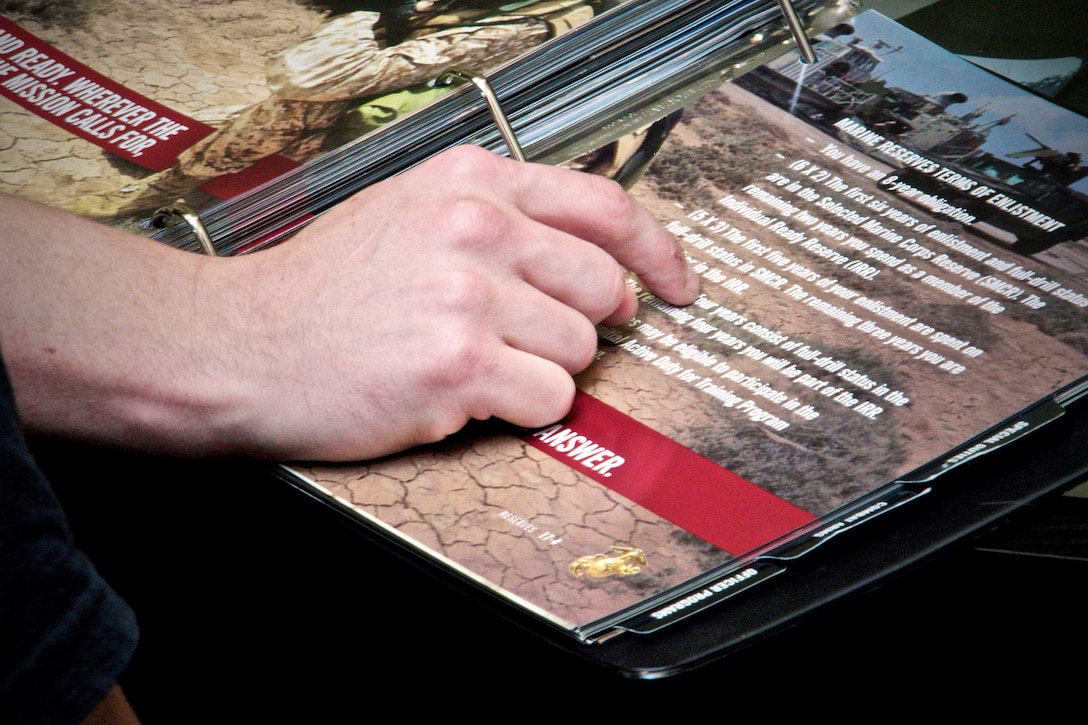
<box><xmin>226</xmin><ymin>145</ymin><xmax>698</xmax><ymax>460</ymax></box>
<box><xmin>0</xmin><ymin>147</ymin><xmax>696</xmax><ymax>461</ymax></box>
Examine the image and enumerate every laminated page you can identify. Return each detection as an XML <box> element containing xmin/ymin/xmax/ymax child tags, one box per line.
<box><xmin>286</xmin><ymin>10</ymin><xmax>1088</xmax><ymax>641</ymax></box>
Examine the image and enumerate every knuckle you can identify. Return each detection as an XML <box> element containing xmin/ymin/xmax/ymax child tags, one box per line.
<box><xmin>433</xmin><ymin>144</ymin><xmax>504</xmax><ymax>183</ymax></box>
<box><xmin>568</xmin><ymin>319</ymin><xmax>601</xmax><ymax>372</ymax></box>
<box><xmin>417</xmin><ymin>407</ymin><xmax>474</xmax><ymax>446</ymax></box>
<box><xmin>442</xmin><ymin>197</ymin><xmax>514</xmax><ymax>252</ymax></box>
<box><xmin>407</xmin><ymin>329</ymin><xmax>498</xmax><ymax>444</ymax></box>
<box><xmin>586</xmin><ymin>175</ymin><xmax>640</xmax><ymax>239</ymax></box>
<box><xmin>426</xmin><ymin>325</ymin><xmax>497</xmax><ymax>391</ymax></box>
<box><xmin>650</xmin><ymin>227</ymin><xmax>685</xmax><ymax>269</ymax></box>
<box><xmin>584</xmin><ymin>261</ymin><xmax>630</xmax><ymax>322</ymax></box>
<box><xmin>532</xmin><ymin>375</ymin><xmax>577</xmax><ymax>427</ymax></box>
<box><xmin>427</xmin><ymin>267</ymin><xmax>495</xmax><ymax>317</ymax></box>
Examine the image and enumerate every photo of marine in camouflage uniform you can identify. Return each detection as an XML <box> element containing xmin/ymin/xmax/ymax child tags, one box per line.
<box><xmin>97</xmin><ymin>0</ymin><xmax>628</xmax><ymax>217</ymax></box>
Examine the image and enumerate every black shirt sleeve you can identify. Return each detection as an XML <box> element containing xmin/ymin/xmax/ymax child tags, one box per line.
<box><xmin>0</xmin><ymin>351</ymin><xmax>139</xmax><ymax>725</ymax></box>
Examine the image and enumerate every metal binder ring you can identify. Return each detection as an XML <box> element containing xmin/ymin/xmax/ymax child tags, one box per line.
<box><xmin>775</xmin><ymin>0</ymin><xmax>818</xmax><ymax>64</ymax></box>
<box><xmin>436</xmin><ymin>67</ymin><xmax>527</xmax><ymax>162</ymax></box>
<box><xmin>151</xmin><ymin>203</ymin><xmax>218</xmax><ymax>257</ymax></box>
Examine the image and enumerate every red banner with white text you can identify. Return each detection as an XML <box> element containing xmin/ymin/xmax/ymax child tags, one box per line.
<box><xmin>0</xmin><ymin>16</ymin><xmax>296</xmax><ymax>199</ymax></box>
<box><xmin>525</xmin><ymin>391</ymin><xmax>815</xmax><ymax>554</ymax></box>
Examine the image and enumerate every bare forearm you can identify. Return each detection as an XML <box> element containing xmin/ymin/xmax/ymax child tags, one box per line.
<box><xmin>0</xmin><ymin>192</ymin><xmax>258</xmax><ymax>454</ymax></box>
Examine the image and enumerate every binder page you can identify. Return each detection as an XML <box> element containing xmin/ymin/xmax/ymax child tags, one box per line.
<box><xmin>286</xmin><ymin>10</ymin><xmax>1088</xmax><ymax>641</ymax></box>
<box><xmin>140</xmin><ymin>0</ymin><xmax>849</xmax><ymax>254</ymax></box>
<box><xmin>0</xmin><ymin>0</ymin><xmax>643</xmax><ymax>227</ymax></box>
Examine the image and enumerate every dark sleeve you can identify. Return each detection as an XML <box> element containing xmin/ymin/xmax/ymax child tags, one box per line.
<box><xmin>0</xmin><ymin>351</ymin><xmax>139</xmax><ymax>725</ymax></box>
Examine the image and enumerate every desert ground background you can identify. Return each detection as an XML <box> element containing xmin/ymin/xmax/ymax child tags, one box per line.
<box><xmin>1</xmin><ymin>0</ymin><xmax>325</xmax><ymax>209</ymax></box>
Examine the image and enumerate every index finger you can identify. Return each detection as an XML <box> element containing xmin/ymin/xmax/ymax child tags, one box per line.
<box><xmin>464</xmin><ymin>148</ymin><xmax>700</xmax><ymax>307</ymax></box>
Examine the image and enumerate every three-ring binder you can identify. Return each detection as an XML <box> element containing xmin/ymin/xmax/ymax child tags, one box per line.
<box><xmin>152</xmin><ymin>203</ymin><xmax>218</xmax><ymax>257</ymax></box>
<box><xmin>435</xmin><ymin>67</ymin><xmax>528</xmax><ymax>163</ymax></box>
<box><xmin>776</xmin><ymin>0</ymin><xmax>818</xmax><ymax>64</ymax></box>
<box><xmin>434</xmin><ymin>0</ymin><xmax>819</xmax><ymax>162</ymax></box>
<box><xmin>146</xmin><ymin>0</ymin><xmax>818</xmax><ymax>257</ymax></box>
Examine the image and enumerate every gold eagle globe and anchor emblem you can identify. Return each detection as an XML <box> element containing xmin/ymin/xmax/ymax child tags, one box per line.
<box><xmin>568</xmin><ymin>546</ymin><xmax>647</xmax><ymax>579</ymax></box>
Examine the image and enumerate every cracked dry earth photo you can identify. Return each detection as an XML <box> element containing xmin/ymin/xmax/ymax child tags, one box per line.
<box><xmin>294</xmin><ymin>424</ymin><xmax>736</xmax><ymax>630</ymax></box>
